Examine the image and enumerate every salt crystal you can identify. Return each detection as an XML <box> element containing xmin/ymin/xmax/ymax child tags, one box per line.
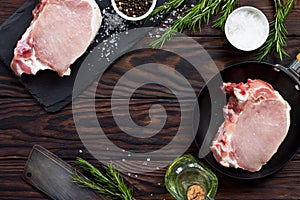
<box><xmin>110</xmin><ymin>38</ymin><xmax>116</xmax><ymax>43</ymax></box>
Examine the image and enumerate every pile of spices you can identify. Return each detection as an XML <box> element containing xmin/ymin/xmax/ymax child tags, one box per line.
<box><xmin>115</xmin><ymin>0</ymin><xmax>153</xmax><ymax>18</ymax></box>
<box><xmin>187</xmin><ymin>185</ymin><xmax>205</xmax><ymax>200</ymax></box>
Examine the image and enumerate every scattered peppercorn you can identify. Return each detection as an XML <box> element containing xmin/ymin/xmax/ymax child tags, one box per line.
<box><xmin>115</xmin><ymin>0</ymin><xmax>152</xmax><ymax>18</ymax></box>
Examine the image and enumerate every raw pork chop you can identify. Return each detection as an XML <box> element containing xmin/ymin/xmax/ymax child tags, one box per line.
<box><xmin>11</xmin><ymin>0</ymin><xmax>102</xmax><ymax>76</ymax></box>
<box><xmin>211</xmin><ymin>79</ymin><xmax>291</xmax><ymax>172</ymax></box>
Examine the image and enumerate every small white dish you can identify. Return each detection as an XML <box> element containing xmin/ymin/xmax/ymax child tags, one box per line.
<box><xmin>111</xmin><ymin>0</ymin><xmax>157</xmax><ymax>21</ymax></box>
<box><xmin>225</xmin><ymin>6</ymin><xmax>269</xmax><ymax>51</ymax></box>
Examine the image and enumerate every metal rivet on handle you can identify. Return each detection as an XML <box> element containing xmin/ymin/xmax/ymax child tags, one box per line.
<box><xmin>26</xmin><ymin>172</ymin><xmax>32</xmax><ymax>178</ymax></box>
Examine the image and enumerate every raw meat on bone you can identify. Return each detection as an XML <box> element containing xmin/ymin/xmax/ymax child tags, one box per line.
<box><xmin>211</xmin><ymin>79</ymin><xmax>291</xmax><ymax>172</ymax></box>
<box><xmin>11</xmin><ymin>0</ymin><xmax>102</xmax><ymax>76</ymax></box>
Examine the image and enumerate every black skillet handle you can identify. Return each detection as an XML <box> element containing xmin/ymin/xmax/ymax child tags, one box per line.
<box><xmin>289</xmin><ymin>53</ymin><xmax>300</xmax><ymax>78</ymax></box>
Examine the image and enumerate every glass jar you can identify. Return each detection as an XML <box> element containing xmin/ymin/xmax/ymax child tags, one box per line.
<box><xmin>165</xmin><ymin>154</ymin><xmax>218</xmax><ymax>200</ymax></box>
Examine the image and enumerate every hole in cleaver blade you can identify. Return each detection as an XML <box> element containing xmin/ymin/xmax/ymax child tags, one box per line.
<box><xmin>23</xmin><ymin>145</ymin><xmax>105</xmax><ymax>200</ymax></box>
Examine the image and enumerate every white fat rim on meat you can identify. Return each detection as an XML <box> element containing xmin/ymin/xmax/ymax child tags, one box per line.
<box><xmin>83</xmin><ymin>0</ymin><xmax>102</xmax><ymax>37</ymax></box>
<box><xmin>211</xmin><ymin>122</ymin><xmax>241</xmax><ymax>169</ymax></box>
<box><xmin>223</xmin><ymin>107</ymin><xmax>235</xmax><ymax>116</ymax></box>
<box><xmin>16</xmin><ymin>0</ymin><xmax>102</xmax><ymax>76</ymax></box>
<box><xmin>233</xmin><ymin>87</ymin><xmax>249</xmax><ymax>101</ymax></box>
<box><xmin>14</xmin><ymin>29</ymin><xmax>71</xmax><ymax>76</ymax></box>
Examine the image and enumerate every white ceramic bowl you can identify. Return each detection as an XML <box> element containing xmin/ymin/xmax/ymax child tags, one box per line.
<box><xmin>225</xmin><ymin>6</ymin><xmax>269</xmax><ymax>51</ymax></box>
<box><xmin>111</xmin><ymin>0</ymin><xmax>157</xmax><ymax>21</ymax></box>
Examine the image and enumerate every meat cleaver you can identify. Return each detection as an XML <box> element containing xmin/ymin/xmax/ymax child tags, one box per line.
<box><xmin>23</xmin><ymin>145</ymin><xmax>105</xmax><ymax>200</ymax></box>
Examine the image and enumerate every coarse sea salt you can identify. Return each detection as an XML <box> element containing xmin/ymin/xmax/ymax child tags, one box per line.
<box><xmin>90</xmin><ymin>7</ymin><xmax>129</xmax><ymax>62</ymax></box>
<box><xmin>225</xmin><ymin>6</ymin><xmax>269</xmax><ymax>51</ymax></box>
<box><xmin>148</xmin><ymin>4</ymin><xmax>188</xmax><ymax>38</ymax></box>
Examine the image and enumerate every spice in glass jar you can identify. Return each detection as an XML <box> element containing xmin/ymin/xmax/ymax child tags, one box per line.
<box><xmin>165</xmin><ymin>154</ymin><xmax>218</xmax><ymax>200</ymax></box>
<box><xmin>115</xmin><ymin>0</ymin><xmax>153</xmax><ymax>18</ymax></box>
<box><xmin>187</xmin><ymin>185</ymin><xmax>206</xmax><ymax>200</ymax></box>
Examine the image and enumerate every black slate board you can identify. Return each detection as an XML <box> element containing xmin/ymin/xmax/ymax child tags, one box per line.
<box><xmin>0</xmin><ymin>0</ymin><xmax>167</xmax><ymax>112</ymax></box>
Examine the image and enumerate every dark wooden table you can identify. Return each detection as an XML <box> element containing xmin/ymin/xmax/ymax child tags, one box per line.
<box><xmin>0</xmin><ymin>0</ymin><xmax>299</xmax><ymax>199</ymax></box>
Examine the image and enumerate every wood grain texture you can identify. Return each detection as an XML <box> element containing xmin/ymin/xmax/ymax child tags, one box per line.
<box><xmin>0</xmin><ymin>97</ymin><xmax>299</xmax><ymax>199</ymax></box>
<box><xmin>1</xmin><ymin>0</ymin><xmax>299</xmax><ymax>37</ymax></box>
<box><xmin>0</xmin><ymin>98</ymin><xmax>196</xmax><ymax>158</ymax></box>
<box><xmin>0</xmin><ymin>0</ymin><xmax>27</xmax><ymax>24</ymax></box>
<box><xmin>0</xmin><ymin>0</ymin><xmax>299</xmax><ymax>200</ymax></box>
<box><xmin>2</xmin><ymin>36</ymin><xmax>300</xmax><ymax>99</ymax></box>
<box><xmin>158</xmin><ymin>0</ymin><xmax>300</xmax><ymax>36</ymax></box>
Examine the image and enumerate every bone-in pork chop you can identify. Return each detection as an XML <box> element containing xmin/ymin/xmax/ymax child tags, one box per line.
<box><xmin>211</xmin><ymin>79</ymin><xmax>291</xmax><ymax>172</ymax></box>
<box><xmin>11</xmin><ymin>0</ymin><xmax>102</xmax><ymax>76</ymax></box>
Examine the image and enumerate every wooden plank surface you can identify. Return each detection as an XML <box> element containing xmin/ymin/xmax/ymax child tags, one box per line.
<box><xmin>0</xmin><ymin>0</ymin><xmax>299</xmax><ymax>200</ymax></box>
<box><xmin>0</xmin><ymin>98</ymin><xmax>299</xmax><ymax>199</ymax></box>
<box><xmin>1</xmin><ymin>36</ymin><xmax>300</xmax><ymax>99</ymax></box>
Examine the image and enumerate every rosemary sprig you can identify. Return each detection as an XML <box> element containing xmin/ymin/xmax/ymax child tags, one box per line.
<box><xmin>146</xmin><ymin>0</ymin><xmax>188</xmax><ymax>21</ymax></box>
<box><xmin>150</xmin><ymin>25</ymin><xmax>178</xmax><ymax>48</ymax></box>
<box><xmin>189</xmin><ymin>0</ymin><xmax>222</xmax><ymax>31</ymax></box>
<box><xmin>150</xmin><ymin>0</ymin><xmax>224</xmax><ymax>48</ymax></box>
<box><xmin>72</xmin><ymin>157</ymin><xmax>134</xmax><ymax>200</ymax></box>
<box><xmin>257</xmin><ymin>0</ymin><xmax>297</xmax><ymax>61</ymax></box>
<box><xmin>212</xmin><ymin>0</ymin><xmax>239</xmax><ymax>31</ymax></box>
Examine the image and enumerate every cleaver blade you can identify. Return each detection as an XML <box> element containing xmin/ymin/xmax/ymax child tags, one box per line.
<box><xmin>23</xmin><ymin>145</ymin><xmax>105</xmax><ymax>200</ymax></box>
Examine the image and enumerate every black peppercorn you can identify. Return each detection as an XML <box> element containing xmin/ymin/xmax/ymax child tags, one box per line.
<box><xmin>115</xmin><ymin>0</ymin><xmax>153</xmax><ymax>18</ymax></box>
